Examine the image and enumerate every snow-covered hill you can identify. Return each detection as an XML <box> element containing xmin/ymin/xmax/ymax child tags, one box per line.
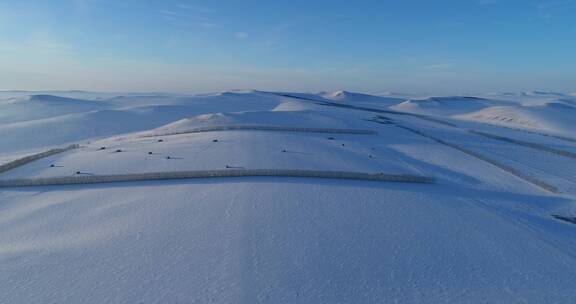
<box><xmin>454</xmin><ymin>99</ymin><xmax>576</xmax><ymax>136</ymax></box>
<box><xmin>1</xmin><ymin>90</ymin><xmax>576</xmax><ymax>303</ymax></box>
<box><xmin>390</xmin><ymin>93</ymin><xmax>576</xmax><ymax>137</ymax></box>
<box><xmin>391</xmin><ymin>96</ymin><xmax>513</xmax><ymax>116</ymax></box>
<box><xmin>322</xmin><ymin>90</ymin><xmax>403</xmax><ymax>104</ymax></box>
<box><xmin>0</xmin><ymin>94</ymin><xmax>110</xmax><ymax>125</ymax></box>
<box><xmin>0</xmin><ymin>91</ymin><xmax>285</xmax><ymax>153</ymax></box>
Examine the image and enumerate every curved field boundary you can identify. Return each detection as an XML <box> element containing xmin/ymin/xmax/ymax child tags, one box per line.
<box><xmin>469</xmin><ymin>130</ymin><xmax>576</xmax><ymax>160</ymax></box>
<box><xmin>0</xmin><ymin>144</ymin><xmax>80</xmax><ymax>175</ymax></box>
<box><xmin>394</xmin><ymin>124</ymin><xmax>558</xmax><ymax>194</ymax></box>
<box><xmin>141</xmin><ymin>125</ymin><xmax>378</xmax><ymax>137</ymax></box>
<box><xmin>0</xmin><ymin>169</ymin><xmax>434</xmax><ymax>188</ymax></box>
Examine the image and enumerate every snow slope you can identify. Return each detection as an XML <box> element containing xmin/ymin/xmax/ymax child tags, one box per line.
<box><xmin>1</xmin><ymin>90</ymin><xmax>576</xmax><ymax>303</ymax></box>
<box><xmin>0</xmin><ymin>91</ymin><xmax>287</xmax><ymax>153</ymax></box>
<box><xmin>322</xmin><ymin>90</ymin><xmax>403</xmax><ymax>104</ymax></box>
<box><xmin>391</xmin><ymin>93</ymin><xmax>576</xmax><ymax>137</ymax></box>
<box><xmin>146</xmin><ymin>109</ymin><xmax>351</xmax><ymax>135</ymax></box>
<box><xmin>457</xmin><ymin>101</ymin><xmax>576</xmax><ymax>137</ymax></box>
<box><xmin>0</xmin><ymin>94</ymin><xmax>109</xmax><ymax>125</ymax></box>
<box><xmin>391</xmin><ymin>96</ymin><xmax>512</xmax><ymax>116</ymax></box>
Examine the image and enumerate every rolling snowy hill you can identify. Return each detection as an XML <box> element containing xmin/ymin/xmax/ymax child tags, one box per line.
<box><xmin>390</xmin><ymin>93</ymin><xmax>576</xmax><ymax>137</ymax></box>
<box><xmin>1</xmin><ymin>90</ymin><xmax>576</xmax><ymax>303</ymax></box>
<box><xmin>457</xmin><ymin>101</ymin><xmax>576</xmax><ymax>137</ymax></box>
<box><xmin>391</xmin><ymin>96</ymin><xmax>512</xmax><ymax>116</ymax></box>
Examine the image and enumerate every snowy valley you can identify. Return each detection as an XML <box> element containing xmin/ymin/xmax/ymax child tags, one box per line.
<box><xmin>1</xmin><ymin>90</ymin><xmax>576</xmax><ymax>303</ymax></box>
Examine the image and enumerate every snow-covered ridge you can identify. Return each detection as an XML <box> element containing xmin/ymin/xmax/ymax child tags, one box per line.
<box><xmin>391</xmin><ymin>96</ymin><xmax>509</xmax><ymax>116</ymax></box>
<box><xmin>1</xmin><ymin>88</ymin><xmax>574</xmax><ymax>151</ymax></box>
<box><xmin>321</xmin><ymin>90</ymin><xmax>404</xmax><ymax>105</ymax></box>
<box><xmin>456</xmin><ymin>100</ymin><xmax>576</xmax><ymax>137</ymax></box>
<box><xmin>28</xmin><ymin>94</ymin><xmax>100</xmax><ymax>103</ymax></box>
<box><xmin>149</xmin><ymin>109</ymin><xmax>351</xmax><ymax>134</ymax></box>
<box><xmin>2</xmin><ymin>89</ymin><xmax>576</xmax><ymax>303</ymax></box>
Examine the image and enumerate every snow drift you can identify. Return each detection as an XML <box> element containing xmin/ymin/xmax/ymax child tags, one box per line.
<box><xmin>2</xmin><ymin>89</ymin><xmax>576</xmax><ymax>303</ymax></box>
<box><xmin>457</xmin><ymin>101</ymin><xmax>576</xmax><ymax>136</ymax></box>
<box><xmin>391</xmin><ymin>96</ymin><xmax>511</xmax><ymax>116</ymax></box>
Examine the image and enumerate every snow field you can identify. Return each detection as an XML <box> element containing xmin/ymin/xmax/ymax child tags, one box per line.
<box><xmin>1</xmin><ymin>90</ymin><xmax>576</xmax><ymax>303</ymax></box>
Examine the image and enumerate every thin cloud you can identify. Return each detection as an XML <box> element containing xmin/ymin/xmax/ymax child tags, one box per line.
<box><xmin>535</xmin><ymin>0</ymin><xmax>575</xmax><ymax>20</ymax></box>
<box><xmin>159</xmin><ymin>3</ymin><xmax>218</xmax><ymax>28</ymax></box>
<box><xmin>175</xmin><ymin>3</ymin><xmax>214</xmax><ymax>13</ymax></box>
<box><xmin>0</xmin><ymin>30</ymin><xmax>72</xmax><ymax>55</ymax></box>
<box><xmin>425</xmin><ymin>63</ymin><xmax>455</xmax><ymax>70</ymax></box>
<box><xmin>476</xmin><ymin>0</ymin><xmax>499</xmax><ymax>5</ymax></box>
<box><xmin>234</xmin><ymin>32</ymin><xmax>249</xmax><ymax>39</ymax></box>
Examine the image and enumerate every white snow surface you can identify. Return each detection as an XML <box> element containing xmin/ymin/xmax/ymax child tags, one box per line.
<box><xmin>390</xmin><ymin>93</ymin><xmax>576</xmax><ymax>137</ymax></box>
<box><xmin>1</xmin><ymin>90</ymin><xmax>576</xmax><ymax>303</ymax></box>
<box><xmin>456</xmin><ymin>101</ymin><xmax>576</xmax><ymax>136</ymax></box>
<box><xmin>391</xmin><ymin>96</ymin><xmax>512</xmax><ymax>116</ymax></box>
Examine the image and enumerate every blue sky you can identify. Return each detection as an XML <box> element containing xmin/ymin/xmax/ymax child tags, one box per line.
<box><xmin>0</xmin><ymin>0</ymin><xmax>575</xmax><ymax>93</ymax></box>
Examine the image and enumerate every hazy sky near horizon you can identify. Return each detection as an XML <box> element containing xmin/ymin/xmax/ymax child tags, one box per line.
<box><xmin>0</xmin><ymin>0</ymin><xmax>575</xmax><ymax>94</ymax></box>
